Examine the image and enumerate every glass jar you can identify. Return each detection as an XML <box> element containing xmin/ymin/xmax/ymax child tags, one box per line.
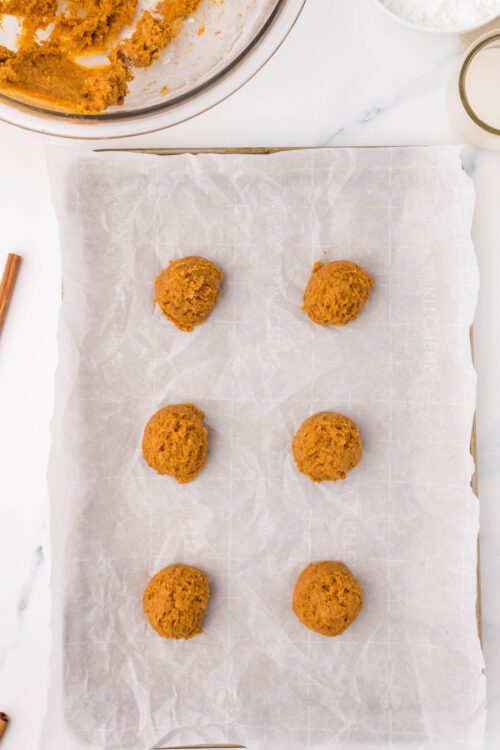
<box><xmin>448</xmin><ymin>29</ymin><xmax>500</xmax><ymax>151</ymax></box>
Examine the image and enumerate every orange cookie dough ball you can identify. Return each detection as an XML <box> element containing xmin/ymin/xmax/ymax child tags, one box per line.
<box><xmin>143</xmin><ymin>564</ymin><xmax>210</xmax><ymax>640</ymax></box>
<box><xmin>155</xmin><ymin>256</ymin><xmax>223</xmax><ymax>332</ymax></box>
<box><xmin>292</xmin><ymin>411</ymin><xmax>362</xmax><ymax>482</ymax></box>
<box><xmin>142</xmin><ymin>403</ymin><xmax>207</xmax><ymax>483</ymax></box>
<box><xmin>303</xmin><ymin>260</ymin><xmax>374</xmax><ymax>326</ymax></box>
<box><xmin>292</xmin><ymin>561</ymin><xmax>363</xmax><ymax>636</ymax></box>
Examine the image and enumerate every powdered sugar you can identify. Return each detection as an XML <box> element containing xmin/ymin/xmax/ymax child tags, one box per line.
<box><xmin>381</xmin><ymin>0</ymin><xmax>500</xmax><ymax>30</ymax></box>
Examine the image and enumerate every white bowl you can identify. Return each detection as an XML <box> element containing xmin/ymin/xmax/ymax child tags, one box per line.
<box><xmin>374</xmin><ymin>0</ymin><xmax>500</xmax><ymax>34</ymax></box>
<box><xmin>0</xmin><ymin>0</ymin><xmax>305</xmax><ymax>139</ymax></box>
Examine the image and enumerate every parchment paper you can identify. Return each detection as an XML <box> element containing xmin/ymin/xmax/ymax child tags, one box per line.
<box><xmin>43</xmin><ymin>146</ymin><xmax>485</xmax><ymax>750</ymax></box>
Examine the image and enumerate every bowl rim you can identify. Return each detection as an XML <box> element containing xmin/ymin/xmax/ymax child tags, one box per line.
<box><xmin>373</xmin><ymin>0</ymin><xmax>500</xmax><ymax>34</ymax></box>
<box><xmin>0</xmin><ymin>0</ymin><xmax>306</xmax><ymax>139</ymax></box>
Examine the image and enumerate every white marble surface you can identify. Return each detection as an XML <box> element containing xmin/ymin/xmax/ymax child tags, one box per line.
<box><xmin>0</xmin><ymin>0</ymin><xmax>498</xmax><ymax>748</ymax></box>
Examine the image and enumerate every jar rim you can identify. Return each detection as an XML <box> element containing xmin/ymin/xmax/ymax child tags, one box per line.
<box><xmin>459</xmin><ymin>31</ymin><xmax>500</xmax><ymax>136</ymax></box>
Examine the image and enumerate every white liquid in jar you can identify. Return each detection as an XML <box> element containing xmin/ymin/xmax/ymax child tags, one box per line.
<box><xmin>465</xmin><ymin>43</ymin><xmax>500</xmax><ymax>130</ymax></box>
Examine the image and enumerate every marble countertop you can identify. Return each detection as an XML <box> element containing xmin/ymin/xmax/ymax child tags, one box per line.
<box><xmin>0</xmin><ymin>0</ymin><xmax>499</xmax><ymax>748</ymax></box>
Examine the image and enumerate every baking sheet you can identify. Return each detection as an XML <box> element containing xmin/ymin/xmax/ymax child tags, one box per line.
<box><xmin>43</xmin><ymin>146</ymin><xmax>484</xmax><ymax>750</ymax></box>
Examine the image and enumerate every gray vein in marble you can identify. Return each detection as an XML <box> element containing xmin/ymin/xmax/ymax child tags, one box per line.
<box><xmin>462</xmin><ymin>146</ymin><xmax>479</xmax><ymax>176</ymax></box>
<box><xmin>17</xmin><ymin>545</ymin><xmax>44</xmax><ymax>616</ymax></box>
<box><xmin>478</xmin><ymin>430</ymin><xmax>500</xmax><ymax>476</ymax></box>
<box><xmin>325</xmin><ymin>47</ymin><xmax>463</xmax><ymax>145</ymax></box>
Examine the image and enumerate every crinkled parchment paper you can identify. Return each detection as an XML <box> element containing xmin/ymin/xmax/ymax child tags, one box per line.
<box><xmin>42</xmin><ymin>146</ymin><xmax>484</xmax><ymax>750</ymax></box>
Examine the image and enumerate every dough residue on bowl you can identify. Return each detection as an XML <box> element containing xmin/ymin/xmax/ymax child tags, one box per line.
<box><xmin>0</xmin><ymin>0</ymin><xmax>203</xmax><ymax>113</ymax></box>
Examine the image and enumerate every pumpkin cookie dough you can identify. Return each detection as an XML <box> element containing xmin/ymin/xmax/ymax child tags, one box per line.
<box><xmin>142</xmin><ymin>403</ymin><xmax>207</xmax><ymax>483</ymax></box>
<box><xmin>0</xmin><ymin>0</ymin><xmax>203</xmax><ymax>113</ymax></box>
<box><xmin>303</xmin><ymin>260</ymin><xmax>374</xmax><ymax>326</ymax></box>
<box><xmin>292</xmin><ymin>561</ymin><xmax>363</xmax><ymax>636</ymax></box>
<box><xmin>155</xmin><ymin>256</ymin><xmax>223</xmax><ymax>332</ymax></box>
<box><xmin>292</xmin><ymin>411</ymin><xmax>362</xmax><ymax>482</ymax></box>
<box><xmin>143</xmin><ymin>564</ymin><xmax>210</xmax><ymax>640</ymax></box>
<box><xmin>0</xmin><ymin>43</ymin><xmax>131</xmax><ymax>114</ymax></box>
<box><xmin>120</xmin><ymin>0</ymin><xmax>201</xmax><ymax>67</ymax></box>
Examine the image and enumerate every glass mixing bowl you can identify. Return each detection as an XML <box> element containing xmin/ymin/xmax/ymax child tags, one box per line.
<box><xmin>0</xmin><ymin>0</ymin><xmax>305</xmax><ymax>139</ymax></box>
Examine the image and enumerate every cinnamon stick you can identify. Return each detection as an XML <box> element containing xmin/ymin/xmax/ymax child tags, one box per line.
<box><xmin>0</xmin><ymin>253</ymin><xmax>21</xmax><ymax>334</ymax></box>
<box><xmin>0</xmin><ymin>712</ymin><xmax>9</xmax><ymax>741</ymax></box>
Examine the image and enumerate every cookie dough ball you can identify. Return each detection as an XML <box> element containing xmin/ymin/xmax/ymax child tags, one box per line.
<box><xmin>303</xmin><ymin>260</ymin><xmax>374</xmax><ymax>326</ymax></box>
<box><xmin>155</xmin><ymin>256</ymin><xmax>223</xmax><ymax>332</ymax></box>
<box><xmin>143</xmin><ymin>564</ymin><xmax>210</xmax><ymax>640</ymax></box>
<box><xmin>292</xmin><ymin>411</ymin><xmax>362</xmax><ymax>482</ymax></box>
<box><xmin>142</xmin><ymin>403</ymin><xmax>207</xmax><ymax>483</ymax></box>
<box><xmin>292</xmin><ymin>561</ymin><xmax>363</xmax><ymax>636</ymax></box>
